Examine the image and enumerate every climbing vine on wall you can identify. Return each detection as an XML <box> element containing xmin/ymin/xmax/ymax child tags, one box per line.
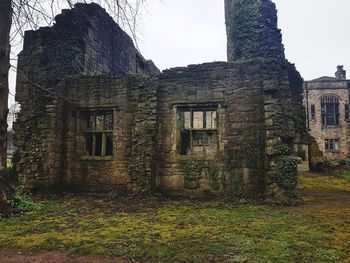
<box><xmin>180</xmin><ymin>160</ymin><xmax>223</xmax><ymax>191</ymax></box>
<box><xmin>271</xmin><ymin>144</ymin><xmax>300</xmax><ymax>192</ymax></box>
<box><xmin>228</xmin><ymin>0</ymin><xmax>261</xmax><ymax>60</ymax></box>
<box><xmin>15</xmin><ymin>90</ymin><xmax>50</xmax><ymax>180</ymax></box>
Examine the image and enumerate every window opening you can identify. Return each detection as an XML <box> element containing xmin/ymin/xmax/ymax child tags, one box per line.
<box><xmin>177</xmin><ymin>107</ymin><xmax>218</xmax><ymax>156</ymax></box>
<box><xmin>82</xmin><ymin>111</ymin><xmax>113</xmax><ymax>157</ymax></box>
<box><xmin>345</xmin><ymin>104</ymin><xmax>349</xmax><ymax>120</ymax></box>
<box><xmin>310</xmin><ymin>105</ymin><xmax>316</xmax><ymax>120</ymax></box>
<box><xmin>321</xmin><ymin>96</ymin><xmax>339</xmax><ymax>126</ymax></box>
<box><xmin>325</xmin><ymin>139</ymin><xmax>340</xmax><ymax>151</ymax></box>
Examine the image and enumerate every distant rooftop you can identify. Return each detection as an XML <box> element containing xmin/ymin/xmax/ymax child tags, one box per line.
<box><xmin>310</xmin><ymin>76</ymin><xmax>338</xmax><ymax>82</ymax></box>
<box><xmin>308</xmin><ymin>66</ymin><xmax>348</xmax><ymax>82</ymax></box>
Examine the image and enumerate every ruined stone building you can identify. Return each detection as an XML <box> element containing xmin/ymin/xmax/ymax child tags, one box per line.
<box><xmin>304</xmin><ymin>66</ymin><xmax>350</xmax><ymax>160</ymax></box>
<box><xmin>14</xmin><ymin>0</ymin><xmax>305</xmax><ymax>200</ymax></box>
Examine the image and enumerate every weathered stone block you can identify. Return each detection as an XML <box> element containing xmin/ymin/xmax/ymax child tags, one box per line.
<box><xmin>158</xmin><ymin>175</ymin><xmax>184</xmax><ymax>189</ymax></box>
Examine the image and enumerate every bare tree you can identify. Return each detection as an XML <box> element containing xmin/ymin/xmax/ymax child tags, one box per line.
<box><xmin>0</xmin><ymin>0</ymin><xmax>12</xmax><ymax>172</ymax></box>
<box><xmin>0</xmin><ymin>0</ymin><xmax>146</xmax><ymax>209</ymax></box>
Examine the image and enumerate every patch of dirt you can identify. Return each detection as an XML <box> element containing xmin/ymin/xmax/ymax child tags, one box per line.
<box><xmin>0</xmin><ymin>250</ymin><xmax>132</xmax><ymax>263</ymax></box>
<box><xmin>291</xmin><ymin>188</ymin><xmax>350</xmax><ymax>214</ymax></box>
<box><xmin>0</xmin><ymin>200</ymin><xmax>20</xmax><ymax>218</ymax></box>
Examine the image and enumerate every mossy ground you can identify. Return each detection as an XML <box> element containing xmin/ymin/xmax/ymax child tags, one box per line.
<box><xmin>299</xmin><ymin>172</ymin><xmax>350</xmax><ymax>192</ymax></box>
<box><xmin>336</xmin><ymin>170</ymin><xmax>350</xmax><ymax>182</ymax></box>
<box><xmin>0</xmin><ymin>173</ymin><xmax>350</xmax><ymax>262</ymax></box>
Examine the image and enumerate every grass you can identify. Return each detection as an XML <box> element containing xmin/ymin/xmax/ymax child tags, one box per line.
<box><xmin>337</xmin><ymin>170</ymin><xmax>350</xmax><ymax>182</ymax></box>
<box><xmin>0</xmin><ymin>174</ymin><xmax>349</xmax><ymax>262</ymax></box>
<box><xmin>299</xmin><ymin>173</ymin><xmax>350</xmax><ymax>192</ymax></box>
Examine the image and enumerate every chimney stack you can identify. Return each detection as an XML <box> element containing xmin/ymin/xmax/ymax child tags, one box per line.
<box><xmin>335</xmin><ymin>65</ymin><xmax>346</xmax><ymax>80</ymax></box>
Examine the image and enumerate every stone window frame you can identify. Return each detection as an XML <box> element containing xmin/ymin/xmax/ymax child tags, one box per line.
<box><xmin>320</xmin><ymin>95</ymin><xmax>340</xmax><ymax>128</ymax></box>
<box><xmin>77</xmin><ymin>108</ymin><xmax>116</xmax><ymax>161</ymax></box>
<box><xmin>174</xmin><ymin>103</ymin><xmax>221</xmax><ymax>158</ymax></box>
<box><xmin>325</xmin><ymin>139</ymin><xmax>340</xmax><ymax>152</ymax></box>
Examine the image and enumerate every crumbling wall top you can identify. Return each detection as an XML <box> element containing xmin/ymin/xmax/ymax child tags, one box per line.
<box><xmin>20</xmin><ymin>2</ymin><xmax>159</xmax><ymax>83</ymax></box>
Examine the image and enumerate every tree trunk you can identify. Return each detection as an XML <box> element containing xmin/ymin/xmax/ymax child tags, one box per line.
<box><xmin>0</xmin><ymin>0</ymin><xmax>12</xmax><ymax>210</ymax></box>
<box><xmin>0</xmin><ymin>0</ymin><xmax>12</xmax><ymax>171</ymax></box>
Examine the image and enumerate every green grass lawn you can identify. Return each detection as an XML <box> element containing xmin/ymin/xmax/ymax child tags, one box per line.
<box><xmin>1</xmin><ymin>174</ymin><xmax>350</xmax><ymax>262</ymax></box>
<box><xmin>337</xmin><ymin>170</ymin><xmax>350</xmax><ymax>182</ymax></box>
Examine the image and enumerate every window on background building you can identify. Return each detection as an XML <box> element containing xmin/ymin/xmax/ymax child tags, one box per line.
<box><xmin>325</xmin><ymin>139</ymin><xmax>340</xmax><ymax>151</ymax></box>
<box><xmin>177</xmin><ymin>106</ymin><xmax>218</xmax><ymax>156</ymax></box>
<box><xmin>345</xmin><ymin>104</ymin><xmax>350</xmax><ymax>121</ymax></box>
<box><xmin>81</xmin><ymin>110</ymin><xmax>113</xmax><ymax>157</ymax></box>
<box><xmin>310</xmin><ymin>105</ymin><xmax>316</xmax><ymax>120</ymax></box>
<box><xmin>321</xmin><ymin>95</ymin><xmax>339</xmax><ymax>126</ymax></box>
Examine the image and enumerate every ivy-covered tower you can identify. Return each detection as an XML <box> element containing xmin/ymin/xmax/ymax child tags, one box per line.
<box><xmin>225</xmin><ymin>0</ymin><xmax>309</xmax><ymax>203</ymax></box>
<box><xmin>224</xmin><ymin>0</ymin><xmax>285</xmax><ymax>62</ymax></box>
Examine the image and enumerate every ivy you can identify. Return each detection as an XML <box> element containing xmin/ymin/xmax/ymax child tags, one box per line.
<box><xmin>228</xmin><ymin>0</ymin><xmax>262</xmax><ymax>60</ymax></box>
<box><xmin>181</xmin><ymin>160</ymin><xmax>206</xmax><ymax>189</ymax></box>
<box><xmin>275</xmin><ymin>144</ymin><xmax>294</xmax><ymax>156</ymax></box>
<box><xmin>271</xmin><ymin>144</ymin><xmax>300</xmax><ymax>192</ymax></box>
<box><xmin>181</xmin><ymin>160</ymin><xmax>223</xmax><ymax>191</ymax></box>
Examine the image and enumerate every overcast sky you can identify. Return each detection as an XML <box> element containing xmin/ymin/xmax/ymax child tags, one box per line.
<box><xmin>8</xmin><ymin>0</ymin><xmax>350</xmax><ymax>107</ymax></box>
<box><xmin>138</xmin><ymin>0</ymin><xmax>349</xmax><ymax>80</ymax></box>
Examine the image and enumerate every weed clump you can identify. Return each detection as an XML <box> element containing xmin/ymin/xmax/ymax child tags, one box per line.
<box><xmin>8</xmin><ymin>195</ymin><xmax>42</xmax><ymax>212</ymax></box>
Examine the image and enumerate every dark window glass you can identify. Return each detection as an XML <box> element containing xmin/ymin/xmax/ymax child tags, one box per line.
<box><xmin>88</xmin><ymin>114</ymin><xmax>94</xmax><ymax>130</ymax></box>
<box><xmin>105</xmin><ymin>132</ymin><xmax>113</xmax><ymax>156</ymax></box>
<box><xmin>95</xmin><ymin>133</ymin><xmax>102</xmax><ymax>156</ymax></box>
<box><xmin>85</xmin><ymin>133</ymin><xmax>93</xmax><ymax>156</ymax></box>
<box><xmin>310</xmin><ymin>105</ymin><xmax>316</xmax><ymax>120</ymax></box>
<box><xmin>325</xmin><ymin>139</ymin><xmax>340</xmax><ymax>151</ymax></box>
<box><xmin>321</xmin><ymin>96</ymin><xmax>339</xmax><ymax>126</ymax></box>
<box><xmin>345</xmin><ymin>104</ymin><xmax>349</xmax><ymax>120</ymax></box>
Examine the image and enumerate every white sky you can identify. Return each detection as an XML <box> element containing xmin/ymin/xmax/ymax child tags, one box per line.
<box><xmin>8</xmin><ymin>0</ymin><xmax>350</xmax><ymax>107</ymax></box>
<box><xmin>138</xmin><ymin>0</ymin><xmax>350</xmax><ymax>80</ymax></box>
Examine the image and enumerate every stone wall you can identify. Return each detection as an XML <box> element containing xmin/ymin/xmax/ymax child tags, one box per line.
<box><xmin>225</xmin><ymin>0</ymin><xmax>308</xmax><ymax>197</ymax></box>
<box><xmin>14</xmin><ymin>1</ymin><xmax>301</xmax><ymax>201</ymax></box>
<box><xmin>156</xmin><ymin>62</ymin><xmax>266</xmax><ymax>196</ymax></box>
<box><xmin>61</xmin><ymin>75</ymin><xmax>157</xmax><ymax>192</ymax></box>
<box><xmin>14</xmin><ymin>3</ymin><xmax>158</xmax><ymax>189</ymax></box>
<box><xmin>43</xmin><ymin>58</ymin><xmax>297</xmax><ymax>198</ymax></box>
<box><xmin>33</xmin><ymin>59</ymin><xmax>297</xmax><ymax>198</ymax></box>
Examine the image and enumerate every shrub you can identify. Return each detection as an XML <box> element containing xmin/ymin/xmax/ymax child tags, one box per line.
<box><xmin>319</xmin><ymin>158</ymin><xmax>350</xmax><ymax>174</ymax></box>
<box><xmin>273</xmin><ymin>156</ymin><xmax>300</xmax><ymax>190</ymax></box>
<box><xmin>276</xmin><ymin>144</ymin><xmax>294</xmax><ymax>156</ymax></box>
<box><xmin>271</xmin><ymin>144</ymin><xmax>301</xmax><ymax>193</ymax></box>
<box><xmin>8</xmin><ymin>195</ymin><xmax>42</xmax><ymax>211</ymax></box>
<box><xmin>336</xmin><ymin>171</ymin><xmax>350</xmax><ymax>181</ymax></box>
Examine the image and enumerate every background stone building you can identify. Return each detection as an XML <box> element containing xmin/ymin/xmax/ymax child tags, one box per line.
<box><xmin>14</xmin><ymin>0</ymin><xmax>303</xmax><ymax>200</ymax></box>
<box><xmin>304</xmin><ymin>66</ymin><xmax>350</xmax><ymax>160</ymax></box>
